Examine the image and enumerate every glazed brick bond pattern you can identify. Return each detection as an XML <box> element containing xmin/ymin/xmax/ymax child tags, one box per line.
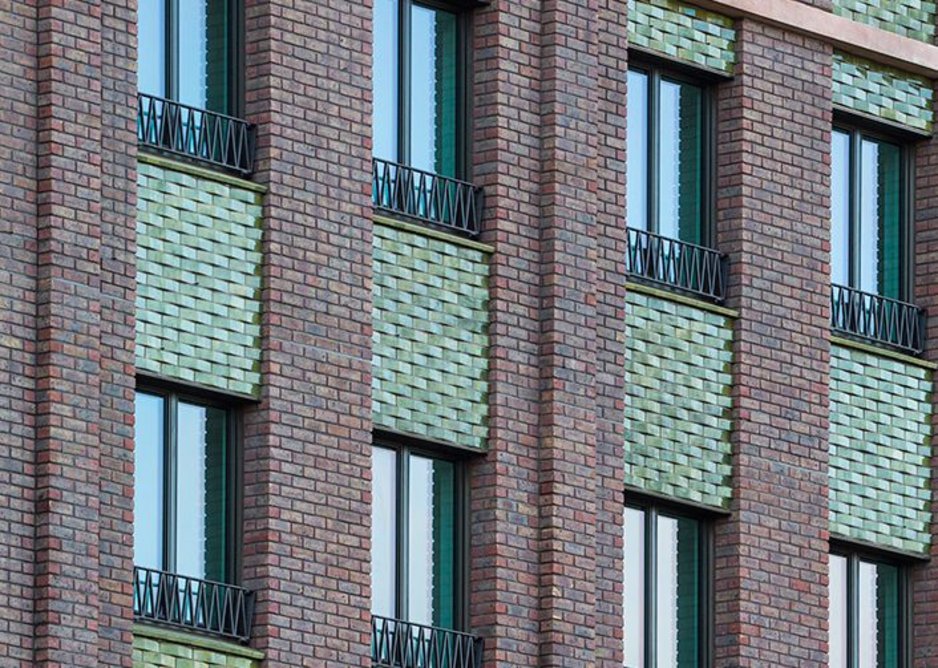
<box><xmin>624</xmin><ymin>291</ymin><xmax>733</xmax><ymax>508</ymax></box>
<box><xmin>829</xmin><ymin>345</ymin><xmax>932</xmax><ymax>554</ymax></box>
<box><xmin>136</xmin><ymin>161</ymin><xmax>263</xmax><ymax>396</ymax></box>
<box><xmin>833</xmin><ymin>51</ymin><xmax>934</xmax><ymax>132</ymax></box>
<box><xmin>833</xmin><ymin>0</ymin><xmax>936</xmax><ymax>42</ymax></box>
<box><xmin>372</xmin><ymin>222</ymin><xmax>489</xmax><ymax>449</ymax></box>
<box><xmin>132</xmin><ymin>629</ymin><xmax>261</xmax><ymax>668</ymax></box>
<box><xmin>628</xmin><ymin>0</ymin><xmax>735</xmax><ymax>73</ymax></box>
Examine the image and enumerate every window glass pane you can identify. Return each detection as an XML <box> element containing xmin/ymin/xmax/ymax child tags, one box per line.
<box><xmin>134</xmin><ymin>393</ymin><xmax>165</xmax><ymax>570</ymax></box>
<box><xmin>373</xmin><ymin>0</ymin><xmax>399</xmax><ymax>161</ymax></box>
<box><xmin>858</xmin><ymin>560</ymin><xmax>879</xmax><ymax>668</ymax></box>
<box><xmin>407</xmin><ymin>454</ymin><xmax>458</xmax><ymax>628</ymax></box>
<box><xmin>831</xmin><ymin>130</ymin><xmax>851</xmax><ymax>287</ymax></box>
<box><xmin>657</xmin><ymin>515</ymin><xmax>700</xmax><ymax>668</ymax></box>
<box><xmin>175</xmin><ymin>402</ymin><xmax>228</xmax><ymax>581</ymax></box>
<box><xmin>659</xmin><ymin>78</ymin><xmax>704</xmax><ymax>245</ymax></box>
<box><xmin>874</xmin><ymin>561</ymin><xmax>901</xmax><ymax>668</ymax></box>
<box><xmin>372</xmin><ymin>447</ymin><xmax>398</xmax><ymax>618</ymax></box>
<box><xmin>627</xmin><ymin>70</ymin><xmax>649</xmax><ymax>232</ymax></box>
<box><xmin>829</xmin><ymin>554</ymin><xmax>848</xmax><ymax>668</ymax></box>
<box><xmin>138</xmin><ymin>0</ymin><xmax>167</xmax><ymax>98</ymax></box>
<box><xmin>177</xmin><ymin>0</ymin><xmax>230</xmax><ymax>113</ymax></box>
<box><xmin>623</xmin><ymin>506</ymin><xmax>646</xmax><ymax>668</ymax></box>
<box><xmin>858</xmin><ymin>137</ymin><xmax>902</xmax><ymax>299</ymax></box>
<box><xmin>410</xmin><ymin>4</ymin><xmax>458</xmax><ymax>177</ymax></box>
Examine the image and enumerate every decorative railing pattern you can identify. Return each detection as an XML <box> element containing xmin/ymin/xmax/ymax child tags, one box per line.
<box><xmin>373</xmin><ymin>158</ymin><xmax>483</xmax><ymax>237</ymax></box>
<box><xmin>133</xmin><ymin>566</ymin><xmax>254</xmax><ymax>643</ymax></box>
<box><xmin>625</xmin><ymin>227</ymin><xmax>727</xmax><ymax>302</ymax></box>
<box><xmin>371</xmin><ymin>615</ymin><xmax>484</xmax><ymax>668</ymax></box>
<box><xmin>831</xmin><ymin>284</ymin><xmax>925</xmax><ymax>354</ymax></box>
<box><xmin>137</xmin><ymin>92</ymin><xmax>255</xmax><ymax>175</ymax></box>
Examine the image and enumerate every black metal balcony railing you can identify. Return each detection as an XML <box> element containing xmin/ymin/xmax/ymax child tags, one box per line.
<box><xmin>133</xmin><ymin>566</ymin><xmax>254</xmax><ymax>643</ymax></box>
<box><xmin>137</xmin><ymin>92</ymin><xmax>255</xmax><ymax>175</ymax></box>
<box><xmin>372</xmin><ymin>615</ymin><xmax>484</xmax><ymax>668</ymax></box>
<box><xmin>625</xmin><ymin>227</ymin><xmax>727</xmax><ymax>302</ymax></box>
<box><xmin>831</xmin><ymin>283</ymin><xmax>925</xmax><ymax>355</ymax></box>
<box><xmin>373</xmin><ymin>158</ymin><xmax>483</xmax><ymax>237</ymax></box>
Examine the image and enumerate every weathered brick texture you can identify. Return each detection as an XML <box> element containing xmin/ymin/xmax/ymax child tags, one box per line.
<box><xmin>241</xmin><ymin>0</ymin><xmax>374</xmax><ymax>663</ymax></box>
<box><xmin>714</xmin><ymin>20</ymin><xmax>832</xmax><ymax>667</ymax></box>
<box><xmin>0</xmin><ymin>1</ymin><xmax>38</xmax><ymax>665</ymax></box>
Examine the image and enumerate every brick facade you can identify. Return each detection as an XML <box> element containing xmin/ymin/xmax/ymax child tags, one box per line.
<box><xmin>4</xmin><ymin>0</ymin><xmax>938</xmax><ymax>666</ymax></box>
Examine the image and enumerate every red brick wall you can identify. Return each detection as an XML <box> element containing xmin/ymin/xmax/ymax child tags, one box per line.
<box><xmin>241</xmin><ymin>0</ymin><xmax>375</xmax><ymax>663</ymax></box>
<box><xmin>0</xmin><ymin>1</ymin><xmax>38</xmax><ymax>664</ymax></box>
<box><xmin>714</xmin><ymin>19</ymin><xmax>833</xmax><ymax>667</ymax></box>
<box><xmin>912</xmin><ymin>84</ymin><xmax>938</xmax><ymax>666</ymax></box>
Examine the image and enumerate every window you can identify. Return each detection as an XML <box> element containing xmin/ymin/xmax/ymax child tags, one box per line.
<box><xmin>138</xmin><ymin>0</ymin><xmax>240</xmax><ymax>114</ymax></box>
<box><xmin>134</xmin><ymin>389</ymin><xmax>236</xmax><ymax>583</ymax></box>
<box><xmin>371</xmin><ymin>442</ymin><xmax>464</xmax><ymax>630</ymax></box>
<box><xmin>831</xmin><ymin>125</ymin><xmax>908</xmax><ymax>300</ymax></box>
<box><xmin>373</xmin><ymin>0</ymin><xmax>465</xmax><ymax>179</ymax></box>
<box><xmin>627</xmin><ymin>64</ymin><xmax>710</xmax><ymax>246</ymax></box>
<box><xmin>829</xmin><ymin>548</ymin><xmax>908</xmax><ymax>668</ymax></box>
<box><xmin>624</xmin><ymin>500</ymin><xmax>710</xmax><ymax>668</ymax></box>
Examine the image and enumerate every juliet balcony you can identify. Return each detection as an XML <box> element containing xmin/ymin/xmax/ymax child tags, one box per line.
<box><xmin>626</xmin><ymin>227</ymin><xmax>728</xmax><ymax>303</ymax></box>
<box><xmin>831</xmin><ymin>283</ymin><xmax>925</xmax><ymax>355</ymax></box>
<box><xmin>371</xmin><ymin>615</ymin><xmax>484</xmax><ymax>668</ymax></box>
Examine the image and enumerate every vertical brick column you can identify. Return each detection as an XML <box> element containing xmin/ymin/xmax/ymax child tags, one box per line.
<box><xmin>594</xmin><ymin>1</ymin><xmax>628</xmax><ymax>664</ymax></box>
<box><xmin>912</xmin><ymin>85</ymin><xmax>938</xmax><ymax>666</ymax></box>
<box><xmin>97</xmin><ymin>0</ymin><xmax>137</xmax><ymax>665</ymax></box>
<box><xmin>470</xmin><ymin>1</ymin><xmax>544</xmax><ymax>664</ymax></box>
<box><xmin>242</xmin><ymin>0</ymin><xmax>374</xmax><ymax>663</ymax></box>
<box><xmin>536</xmin><ymin>1</ymin><xmax>600</xmax><ymax>666</ymax></box>
<box><xmin>34</xmin><ymin>1</ymin><xmax>104</xmax><ymax>664</ymax></box>
<box><xmin>0</xmin><ymin>2</ymin><xmax>38</xmax><ymax>664</ymax></box>
<box><xmin>714</xmin><ymin>20</ymin><xmax>832</xmax><ymax>667</ymax></box>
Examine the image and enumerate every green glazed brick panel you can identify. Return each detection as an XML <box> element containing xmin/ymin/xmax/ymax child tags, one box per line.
<box><xmin>133</xmin><ymin>631</ymin><xmax>260</xmax><ymax>668</ymax></box>
<box><xmin>833</xmin><ymin>51</ymin><xmax>934</xmax><ymax>132</ymax></box>
<box><xmin>137</xmin><ymin>162</ymin><xmax>263</xmax><ymax>396</ymax></box>
<box><xmin>628</xmin><ymin>0</ymin><xmax>736</xmax><ymax>73</ymax></box>
<box><xmin>833</xmin><ymin>0</ymin><xmax>936</xmax><ymax>43</ymax></box>
<box><xmin>829</xmin><ymin>345</ymin><xmax>932</xmax><ymax>554</ymax></box>
<box><xmin>372</xmin><ymin>223</ymin><xmax>489</xmax><ymax>449</ymax></box>
<box><xmin>624</xmin><ymin>292</ymin><xmax>733</xmax><ymax>509</ymax></box>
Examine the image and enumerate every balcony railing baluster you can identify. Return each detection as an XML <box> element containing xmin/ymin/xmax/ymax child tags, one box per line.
<box><xmin>133</xmin><ymin>565</ymin><xmax>254</xmax><ymax>643</ymax></box>
<box><xmin>137</xmin><ymin>92</ymin><xmax>255</xmax><ymax>175</ymax></box>
<box><xmin>372</xmin><ymin>614</ymin><xmax>484</xmax><ymax>668</ymax></box>
<box><xmin>372</xmin><ymin>158</ymin><xmax>483</xmax><ymax>237</ymax></box>
<box><xmin>831</xmin><ymin>284</ymin><xmax>924</xmax><ymax>354</ymax></box>
<box><xmin>626</xmin><ymin>227</ymin><xmax>727</xmax><ymax>302</ymax></box>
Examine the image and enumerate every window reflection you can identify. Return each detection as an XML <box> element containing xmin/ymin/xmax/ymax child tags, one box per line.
<box><xmin>624</xmin><ymin>506</ymin><xmax>646</xmax><ymax>668</ymax></box>
<box><xmin>627</xmin><ymin>70</ymin><xmax>649</xmax><ymax>233</ymax></box>
<box><xmin>134</xmin><ymin>393</ymin><xmax>165</xmax><ymax>570</ymax></box>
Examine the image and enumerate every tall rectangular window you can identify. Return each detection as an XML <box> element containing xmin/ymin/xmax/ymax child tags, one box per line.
<box><xmin>831</xmin><ymin>126</ymin><xmax>907</xmax><ymax>300</ymax></box>
<box><xmin>133</xmin><ymin>389</ymin><xmax>234</xmax><ymax>583</ymax></box>
<box><xmin>627</xmin><ymin>65</ymin><xmax>708</xmax><ymax>246</ymax></box>
<box><xmin>371</xmin><ymin>443</ymin><xmax>462</xmax><ymax>629</ymax></box>
<box><xmin>829</xmin><ymin>549</ymin><xmax>906</xmax><ymax>668</ymax></box>
<box><xmin>138</xmin><ymin>0</ymin><xmax>237</xmax><ymax>114</ymax></box>
<box><xmin>373</xmin><ymin>0</ymin><xmax>464</xmax><ymax>178</ymax></box>
<box><xmin>624</xmin><ymin>501</ymin><xmax>709</xmax><ymax>668</ymax></box>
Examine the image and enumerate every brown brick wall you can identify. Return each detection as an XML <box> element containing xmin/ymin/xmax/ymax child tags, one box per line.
<box><xmin>241</xmin><ymin>0</ymin><xmax>375</xmax><ymax>663</ymax></box>
<box><xmin>714</xmin><ymin>19</ymin><xmax>833</xmax><ymax>667</ymax></box>
<box><xmin>913</xmin><ymin>83</ymin><xmax>938</xmax><ymax>666</ymax></box>
<box><xmin>0</xmin><ymin>1</ymin><xmax>38</xmax><ymax>665</ymax></box>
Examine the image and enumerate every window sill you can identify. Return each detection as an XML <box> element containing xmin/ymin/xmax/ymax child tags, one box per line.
<box><xmin>138</xmin><ymin>152</ymin><xmax>266</xmax><ymax>194</ymax></box>
<box><xmin>830</xmin><ymin>334</ymin><xmax>936</xmax><ymax>370</ymax></box>
<box><xmin>626</xmin><ymin>281</ymin><xmax>738</xmax><ymax>319</ymax></box>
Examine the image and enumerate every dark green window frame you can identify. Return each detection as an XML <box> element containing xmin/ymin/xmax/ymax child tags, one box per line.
<box><xmin>371</xmin><ymin>435</ymin><xmax>470</xmax><ymax>631</ymax></box>
<box><xmin>627</xmin><ymin>58</ymin><xmax>715</xmax><ymax>247</ymax></box>
<box><xmin>134</xmin><ymin>384</ymin><xmax>241</xmax><ymax>585</ymax></box>
<box><xmin>829</xmin><ymin>543</ymin><xmax>910</xmax><ymax>668</ymax></box>
<box><xmin>624</xmin><ymin>496</ymin><xmax>713</xmax><ymax>668</ymax></box>
<box><xmin>831</xmin><ymin>120</ymin><xmax>913</xmax><ymax>301</ymax></box>
<box><xmin>374</xmin><ymin>0</ymin><xmax>472</xmax><ymax>179</ymax></box>
<box><xmin>138</xmin><ymin>0</ymin><xmax>244</xmax><ymax>116</ymax></box>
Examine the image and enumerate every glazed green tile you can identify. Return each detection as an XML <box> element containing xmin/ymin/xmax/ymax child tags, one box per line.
<box><xmin>372</xmin><ymin>223</ymin><xmax>489</xmax><ymax>450</ymax></box>
<box><xmin>833</xmin><ymin>51</ymin><xmax>934</xmax><ymax>132</ymax></box>
<box><xmin>829</xmin><ymin>345</ymin><xmax>932</xmax><ymax>554</ymax></box>
<box><xmin>136</xmin><ymin>164</ymin><xmax>263</xmax><ymax>396</ymax></box>
<box><xmin>833</xmin><ymin>0</ymin><xmax>935</xmax><ymax>42</ymax></box>
<box><xmin>629</xmin><ymin>0</ymin><xmax>735</xmax><ymax>73</ymax></box>
<box><xmin>624</xmin><ymin>291</ymin><xmax>734</xmax><ymax>509</ymax></box>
